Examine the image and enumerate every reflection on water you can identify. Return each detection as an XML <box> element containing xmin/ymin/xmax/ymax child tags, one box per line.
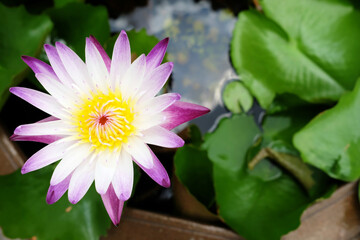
<box><xmin>110</xmin><ymin>0</ymin><xmax>237</xmax><ymax>111</ymax></box>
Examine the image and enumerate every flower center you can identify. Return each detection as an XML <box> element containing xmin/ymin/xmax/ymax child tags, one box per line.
<box><xmin>72</xmin><ymin>91</ymin><xmax>136</xmax><ymax>152</ymax></box>
<box><xmin>98</xmin><ymin>115</ymin><xmax>109</xmax><ymax>125</ymax></box>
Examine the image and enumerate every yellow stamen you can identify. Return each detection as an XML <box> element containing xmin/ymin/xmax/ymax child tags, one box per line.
<box><xmin>71</xmin><ymin>90</ymin><xmax>136</xmax><ymax>152</ymax></box>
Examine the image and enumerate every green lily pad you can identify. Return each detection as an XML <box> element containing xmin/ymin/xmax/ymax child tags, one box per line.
<box><xmin>47</xmin><ymin>2</ymin><xmax>110</xmax><ymax>59</ymax></box>
<box><xmin>174</xmin><ymin>125</ymin><xmax>215</xmax><ymax>208</ymax></box>
<box><xmin>0</xmin><ymin>167</ymin><xmax>110</xmax><ymax>240</ymax></box>
<box><xmin>174</xmin><ymin>145</ymin><xmax>215</xmax><ymax>208</ymax></box>
<box><xmin>0</xmin><ymin>0</ymin><xmax>53</xmax><ymax>14</ymax></box>
<box><xmin>187</xmin><ymin>124</ymin><xmax>203</xmax><ymax>148</ymax></box>
<box><xmin>223</xmin><ymin>81</ymin><xmax>253</xmax><ymax>114</ymax></box>
<box><xmin>203</xmin><ymin>115</ymin><xmax>329</xmax><ymax>240</ymax></box>
<box><xmin>358</xmin><ymin>182</ymin><xmax>360</xmax><ymax>204</ymax></box>
<box><xmin>294</xmin><ymin>79</ymin><xmax>360</xmax><ymax>181</ymax></box>
<box><xmin>263</xmin><ymin>108</ymin><xmax>333</xmax><ymax>197</ymax></box>
<box><xmin>231</xmin><ymin>0</ymin><xmax>360</xmax><ymax>108</ymax></box>
<box><xmin>0</xmin><ymin>3</ymin><xmax>52</xmax><ymax>109</ymax></box>
<box><xmin>262</xmin><ymin>106</ymin><xmax>324</xmax><ymax>145</ymax></box>
<box><xmin>54</xmin><ymin>0</ymin><xmax>84</xmax><ymax>8</ymax></box>
<box><xmin>266</xmin><ymin>93</ymin><xmax>314</xmax><ymax>114</ymax></box>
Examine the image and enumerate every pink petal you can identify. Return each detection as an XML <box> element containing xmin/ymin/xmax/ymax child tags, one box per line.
<box><xmin>46</xmin><ymin>174</ymin><xmax>71</xmax><ymax>204</ymax></box>
<box><xmin>110</xmin><ymin>30</ymin><xmax>131</xmax><ymax>89</ymax></box>
<box><xmin>141</xmin><ymin>126</ymin><xmax>184</xmax><ymax>148</ymax></box>
<box><xmin>112</xmin><ymin>150</ymin><xmax>134</xmax><ymax>201</ymax></box>
<box><xmin>139</xmin><ymin>62</ymin><xmax>173</xmax><ymax>100</ymax></box>
<box><xmin>9</xmin><ymin>87</ymin><xmax>65</xmax><ymax>119</ymax></box>
<box><xmin>146</xmin><ymin>38</ymin><xmax>169</xmax><ymax>71</ymax></box>
<box><xmin>161</xmin><ymin>101</ymin><xmax>210</xmax><ymax>130</ymax></box>
<box><xmin>68</xmin><ymin>159</ymin><xmax>95</xmax><ymax>204</ymax></box>
<box><xmin>89</xmin><ymin>35</ymin><xmax>111</xmax><ymax>72</ymax></box>
<box><xmin>21</xmin><ymin>139</ymin><xmax>74</xmax><ymax>174</ymax></box>
<box><xmin>133</xmin><ymin>146</ymin><xmax>170</xmax><ymax>188</ymax></box>
<box><xmin>21</xmin><ymin>56</ymin><xmax>59</xmax><ymax>81</ymax></box>
<box><xmin>101</xmin><ymin>184</ymin><xmax>124</xmax><ymax>226</ymax></box>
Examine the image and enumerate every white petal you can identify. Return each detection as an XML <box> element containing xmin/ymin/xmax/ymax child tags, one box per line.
<box><xmin>132</xmin><ymin>146</ymin><xmax>170</xmax><ymax>188</ymax></box>
<box><xmin>89</xmin><ymin>35</ymin><xmax>111</xmax><ymax>72</ymax></box>
<box><xmin>124</xmin><ymin>136</ymin><xmax>153</xmax><ymax>169</ymax></box>
<box><xmin>132</xmin><ymin>112</ymin><xmax>165</xmax><ymax>131</ymax></box>
<box><xmin>141</xmin><ymin>126</ymin><xmax>184</xmax><ymax>148</ymax></box>
<box><xmin>21</xmin><ymin>139</ymin><xmax>74</xmax><ymax>174</ymax></box>
<box><xmin>95</xmin><ymin>152</ymin><xmax>118</xmax><ymax>194</ymax></box>
<box><xmin>35</xmin><ymin>73</ymin><xmax>78</xmax><ymax>108</ymax></box>
<box><xmin>50</xmin><ymin>143</ymin><xmax>91</xmax><ymax>185</ymax></box>
<box><xmin>137</xmin><ymin>93</ymin><xmax>180</xmax><ymax>114</ymax></box>
<box><xmin>14</xmin><ymin>120</ymin><xmax>72</xmax><ymax>136</ymax></box>
<box><xmin>85</xmin><ymin>37</ymin><xmax>110</xmax><ymax>93</ymax></box>
<box><xmin>10</xmin><ymin>87</ymin><xmax>66</xmax><ymax>119</ymax></box>
<box><xmin>112</xmin><ymin>150</ymin><xmax>134</xmax><ymax>200</ymax></box>
<box><xmin>139</xmin><ymin>62</ymin><xmax>173</xmax><ymax>100</ymax></box>
<box><xmin>110</xmin><ymin>31</ymin><xmax>131</xmax><ymax>90</ymax></box>
<box><xmin>44</xmin><ymin>44</ymin><xmax>74</xmax><ymax>86</ymax></box>
<box><xmin>55</xmin><ymin>42</ymin><xmax>92</xmax><ymax>91</ymax></box>
<box><xmin>121</xmin><ymin>54</ymin><xmax>146</xmax><ymax>98</ymax></box>
<box><xmin>68</xmin><ymin>158</ymin><xmax>96</xmax><ymax>204</ymax></box>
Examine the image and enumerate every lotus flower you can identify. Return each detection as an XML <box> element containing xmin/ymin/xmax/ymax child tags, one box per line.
<box><xmin>10</xmin><ymin>31</ymin><xmax>209</xmax><ymax>225</ymax></box>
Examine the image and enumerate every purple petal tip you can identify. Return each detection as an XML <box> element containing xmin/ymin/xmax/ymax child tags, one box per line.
<box><xmin>175</xmin><ymin>93</ymin><xmax>181</xmax><ymax>101</ymax></box>
<box><xmin>13</xmin><ymin>126</ymin><xmax>21</xmax><ymax>135</ymax></box>
<box><xmin>55</xmin><ymin>41</ymin><xmax>67</xmax><ymax>50</ymax></box>
<box><xmin>203</xmin><ymin>107</ymin><xmax>211</xmax><ymax>113</ymax></box>
<box><xmin>9</xmin><ymin>87</ymin><xmax>16</xmax><ymax>93</ymax></box>
<box><xmin>179</xmin><ymin>138</ymin><xmax>185</xmax><ymax>147</ymax></box>
<box><xmin>162</xmin><ymin>179</ymin><xmax>171</xmax><ymax>188</ymax></box>
<box><xmin>9</xmin><ymin>134</ymin><xmax>15</xmax><ymax>141</ymax></box>
<box><xmin>21</xmin><ymin>166</ymin><xmax>28</xmax><ymax>174</ymax></box>
<box><xmin>119</xmin><ymin>193</ymin><xmax>130</xmax><ymax>201</ymax></box>
<box><xmin>21</xmin><ymin>55</ymin><xmax>31</xmax><ymax>61</ymax></box>
<box><xmin>46</xmin><ymin>192</ymin><xmax>55</xmax><ymax>204</ymax></box>
<box><xmin>43</xmin><ymin>44</ymin><xmax>52</xmax><ymax>50</ymax></box>
<box><xmin>162</xmin><ymin>37</ymin><xmax>169</xmax><ymax>44</ymax></box>
<box><xmin>69</xmin><ymin>198</ymin><xmax>79</xmax><ymax>205</ymax></box>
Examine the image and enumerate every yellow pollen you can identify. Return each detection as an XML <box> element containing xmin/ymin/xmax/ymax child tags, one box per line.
<box><xmin>72</xmin><ymin>91</ymin><xmax>136</xmax><ymax>152</ymax></box>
